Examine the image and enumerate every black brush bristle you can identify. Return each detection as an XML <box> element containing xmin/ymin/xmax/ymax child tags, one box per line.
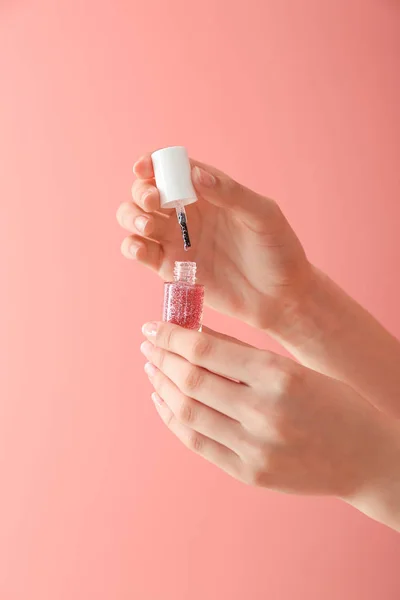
<box><xmin>177</xmin><ymin>208</ymin><xmax>191</xmax><ymax>251</ymax></box>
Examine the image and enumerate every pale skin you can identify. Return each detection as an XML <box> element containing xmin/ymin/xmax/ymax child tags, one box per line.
<box><xmin>116</xmin><ymin>152</ymin><xmax>400</xmax><ymax>532</ymax></box>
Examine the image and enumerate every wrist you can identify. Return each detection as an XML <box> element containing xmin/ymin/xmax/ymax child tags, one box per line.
<box><xmin>266</xmin><ymin>265</ymin><xmax>347</xmax><ymax>349</ymax></box>
<box><xmin>344</xmin><ymin>417</ymin><xmax>400</xmax><ymax>531</ymax></box>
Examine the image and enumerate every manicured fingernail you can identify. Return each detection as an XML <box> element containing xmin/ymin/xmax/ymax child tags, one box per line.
<box><xmin>192</xmin><ymin>166</ymin><xmax>216</xmax><ymax>188</ymax></box>
<box><xmin>151</xmin><ymin>392</ymin><xmax>163</xmax><ymax>406</ymax></box>
<box><xmin>142</xmin><ymin>322</ymin><xmax>158</xmax><ymax>337</ymax></box>
<box><xmin>130</xmin><ymin>243</ymin><xmax>139</xmax><ymax>257</ymax></box>
<box><xmin>140</xmin><ymin>341</ymin><xmax>153</xmax><ymax>359</ymax></box>
<box><xmin>123</xmin><ymin>215</ymin><xmax>135</xmax><ymax>230</ymax></box>
<box><xmin>144</xmin><ymin>362</ymin><xmax>157</xmax><ymax>378</ymax></box>
<box><xmin>134</xmin><ymin>215</ymin><xmax>150</xmax><ymax>234</ymax></box>
<box><xmin>129</xmin><ymin>243</ymin><xmax>146</xmax><ymax>259</ymax></box>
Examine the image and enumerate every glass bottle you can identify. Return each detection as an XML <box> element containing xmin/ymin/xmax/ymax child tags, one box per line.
<box><xmin>163</xmin><ymin>261</ymin><xmax>204</xmax><ymax>331</ymax></box>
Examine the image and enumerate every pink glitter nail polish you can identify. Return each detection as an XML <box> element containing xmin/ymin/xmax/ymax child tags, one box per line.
<box><xmin>163</xmin><ymin>261</ymin><xmax>204</xmax><ymax>331</ymax></box>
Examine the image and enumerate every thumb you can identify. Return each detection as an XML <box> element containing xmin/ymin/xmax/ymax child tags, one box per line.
<box><xmin>191</xmin><ymin>162</ymin><xmax>280</xmax><ymax>230</ymax></box>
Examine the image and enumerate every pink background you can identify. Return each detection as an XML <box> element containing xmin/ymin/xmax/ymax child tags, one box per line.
<box><xmin>1</xmin><ymin>1</ymin><xmax>400</xmax><ymax>598</ymax></box>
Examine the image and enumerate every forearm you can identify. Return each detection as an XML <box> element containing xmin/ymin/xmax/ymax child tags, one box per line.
<box><xmin>346</xmin><ymin>416</ymin><xmax>400</xmax><ymax>532</ymax></box>
<box><xmin>348</xmin><ymin>480</ymin><xmax>400</xmax><ymax>532</ymax></box>
<box><xmin>270</xmin><ymin>266</ymin><xmax>400</xmax><ymax>419</ymax></box>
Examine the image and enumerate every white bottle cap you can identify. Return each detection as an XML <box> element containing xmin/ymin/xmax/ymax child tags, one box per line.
<box><xmin>151</xmin><ymin>146</ymin><xmax>197</xmax><ymax>209</ymax></box>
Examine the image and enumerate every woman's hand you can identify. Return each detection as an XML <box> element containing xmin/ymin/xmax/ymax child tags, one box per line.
<box><xmin>117</xmin><ymin>154</ymin><xmax>311</xmax><ymax>329</ymax></box>
<box><xmin>140</xmin><ymin>322</ymin><xmax>400</xmax><ymax>530</ymax></box>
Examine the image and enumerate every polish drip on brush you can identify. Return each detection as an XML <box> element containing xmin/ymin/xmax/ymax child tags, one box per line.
<box><xmin>151</xmin><ymin>146</ymin><xmax>197</xmax><ymax>252</ymax></box>
<box><xmin>176</xmin><ymin>202</ymin><xmax>191</xmax><ymax>251</ymax></box>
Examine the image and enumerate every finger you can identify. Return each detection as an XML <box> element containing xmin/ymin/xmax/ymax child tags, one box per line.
<box><xmin>142</xmin><ymin>322</ymin><xmax>263</xmax><ymax>385</ymax></box>
<box><xmin>133</xmin><ymin>151</ymin><xmax>210</xmax><ymax>180</ymax></box>
<box><xmin>201</xmin><ymin>326</ymin><xmax>255</xmax><ymax>349</ymax></box>
<box><xmin>140</xmin><ymin>340</ymin><xmax>248</xmax><ymax>421</ymax></box>
<box><xmin>144</xmin><ymin>361</ymin><xmax>245</xmax><ymax>451</ymax></box>
<box><xmin>120</xmin><ymin>235</ymin><xmax>163</xmax><ymax>271</ymax></box>
<box><xmin>116</xmin><ymin>201</ymin><xmax>170</xmax><ymax>241</ymax></box>
<box><xmin>133</xmin><ymin>154</ymin><xmax>155</xmax><ymax>179</ymax></box>
<box><xmin>146</xmin><ymin>363</ymin><xmax>245</xmax><ymax>450</ymax></box>
<box><xmin>133</xmin><ymin>152</ymin><xmax>282</xmax><ymax>229</ymax></box>
<box><xmin>131</xmin><ymin>179</ymin><xmax>160</xmax><ymax>213</ymax></box>
<box><xmin>133</xmin><ymin>151</ymin><xmax>220</xmax><ymax>180</ymax></box>
<box><xmin>133</xmin><ymin>151</ymin><xmax>221</xmax><ymax>179</ymax></box>
<box><xmin>190</xmin><ymin>162</ymin><xmax>282</xmax><ymax>232</ymax></box>
<box><xmin>200</xmin><ymin>327</ymin><xmax>255</xmax><ymax>382</ymax></box>
<box><xmin>151</xmin><ymin>392</ymin><xmax>242</xmax><ymax>479</ymax></box>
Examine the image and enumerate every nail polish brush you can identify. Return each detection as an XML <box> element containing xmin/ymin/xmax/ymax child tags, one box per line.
<box><xmin>151</xmin><ymin>146</ymin><xmax>197</xmax><ymax>252</ymax></box>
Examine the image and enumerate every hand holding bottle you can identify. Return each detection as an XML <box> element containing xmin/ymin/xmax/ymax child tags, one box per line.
<box><xmin>116</xmin><ymin>151</ymin><xmax>312</xmax><ymax>330</ymax></box>
<box><xmin>140</xmin><ymin>321</ymin><xmax>400</xmax><ymax>531</ymax></box>
<box><xmin>117</xmin><ymin>148</ymin><xmax>400</xmax><ymax>533</ymax></box>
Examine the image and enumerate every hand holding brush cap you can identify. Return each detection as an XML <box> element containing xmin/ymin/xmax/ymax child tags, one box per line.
<box><xmin>118</xmin><ymin>146</ymin><xmax>308</xmax><ymax>331</ymax></box>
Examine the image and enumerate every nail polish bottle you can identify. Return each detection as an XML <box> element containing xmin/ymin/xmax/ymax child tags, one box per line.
<box><xmin>151</xmin><ymin>146</ymin><xmax>197</xmax><ymax>251</ymax></box>
<box><xmin>163</xmin><ymin>261</ymin><xmax>204</xmax><ymax>331</ymax></box>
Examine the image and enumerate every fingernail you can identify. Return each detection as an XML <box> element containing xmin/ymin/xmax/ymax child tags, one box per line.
<box><xmin>130</xmin><ymin>243</ymin><xmax>146</xmax><ymax>259</ymax></box>
<box><xmin>130</xmin><ymin>243</ymin><xmax>139</xmax><ymax>257</ymax></box>
<box><xmin>142</xmin><ymin>188</ymin><xmax>156</xmax><ymax>205</ymax></box>
<box><xmin>192</xmin><ymin>166</ymin><xmax>216</xmax><ymax>188</ymax></box>
<box><xmin>133</xmin><ymin>156</ymin><xmax>153</xmax><ymax>177</ymax></box>
<box><xmin>142</xmin><ymin>322</ymin><xmax>158</xmax><ymax>337</ymax></box>
<box><xmin>123</xmin><ymin>215</ymin><xmax>135</xmax><ymax>230</ymax></box>
<box><xmin>144</xmin><ymin>362</ymin><xmax>157</xmax><ymax>378</ymax></box>
<box><xmin>151</xmin><ymin>392</ymin><xmax>163</xmax><ymax>406</ymax></box>
<box><xmin>135</xmin><ymin>215</ymin><xmax>150</xmax><ymax>234</ymax></box>
<box><xmin>140</xmin><ymin>340</ymin><xmax>153</xmax><ymax>359</ymax></box>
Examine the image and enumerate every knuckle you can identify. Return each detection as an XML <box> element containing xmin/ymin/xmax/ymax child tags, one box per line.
<box><xmin>256</xmin><ymin>447</ymin><xmax>272</xmax><ymax>474</ymax></box>
<box><xmin>157</xmin><ymin>324</ymin><xmax>177</xmax><ymax>351</ymax></box>
<box><xmin>274</xmin><ymin>363</ymin><xmax>306</xmax><ymax>400</ymax></box>
<box><xmin>248</xmin><ymin>469</ymin><xmax>263</xmax><ymax>487</ymax></box>
<box><xmin>164</xmin><ymin>326</ymin><xmax>176</xmax><ymax>351</ymax></box>
<box><xmin>163</xmin><ymin>409</ymin><xmax>174</xmax><ymax>429</ymax></box>
<box><xmin>251</xmin><ymin>467</ymin><xmax>268</xmax><ymax>487</ymax></box>
<box><xmin>190</xmin><ymin>336</ymin><xmax>213</xmax><ymax>363</ymax></box>
<box><xmin>255</xmin><ymin>412</ymin><xmax>272</xmax><ymax>435</ymax></box>
<box><xmin>244</xmin><ymin>400</ymin><xmax>283</xmax><ymax>443</ymax></box>
<box><xmin>273</xmin><ymin>370</ymin><xmax>292</xmax><ymax>400</ymax></box>
<box><xmin>243</xmin><ymin>467</ymin><xmax>264</xmax><ymax>487</ymax></box>
<box><xmin>243</xmin><ymin>401</ymin><xmax>271</xmax><ymax>435</ymax></box>
<box><xmin>244</xmin><ymin>451</ymin><xmax>271</xmax><ymax>487</ymax></box>
<box><xmin>186</xmin><ymin>432</ymin><xmax>204</xmax><ymax>454</ymax></box>
<box><xmin>177</xmin><ymin>398</ymin><xmax>195</xmax><ymax>425</ymax></box>
<box><xmin>132</xmin><ymin>181</ymin><xmax>152</xmax><ymax>205</ymax></box>
<box><xmin>152</xmin><ymin>347</ymin><xmax>165</xmax><ymax>370</ymax></box>
<box><xmin>243</xmin><ymin>440</ymin><xmax>269</xmax><ymax>470</ymax></box>
<box><xmin>223</xmin><ymin>174</ymin><xmax>241</xmax><ymax>195</ymax></box>
<box><xmin>251</xmin><ymin>350</ymin><xmax>278</xmax><ymax>385</ymax></box>
<box><xmin>152</xmin><ymin>370</ymin><xmax>165</xmax><ymax>395</ymax></box>
<box><xmin>131</xmin><ymin>179</ymin><xmax>141</xmax><ymax>199</ymax></box>
<box><xmin>259</xmin><ymin>349</ymin><xmax>279</xmax><ymax>372</ymax></box>
<box><xmin>182</xmin><ymin>366</ymin><xmax>204</xmax><ymax>395</ymax></box>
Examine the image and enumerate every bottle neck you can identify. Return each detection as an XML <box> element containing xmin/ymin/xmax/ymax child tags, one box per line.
<box><xmin>173</xmin><ymin>261</ymin><xmax>197</xmax><ymax>285</ymax></box>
